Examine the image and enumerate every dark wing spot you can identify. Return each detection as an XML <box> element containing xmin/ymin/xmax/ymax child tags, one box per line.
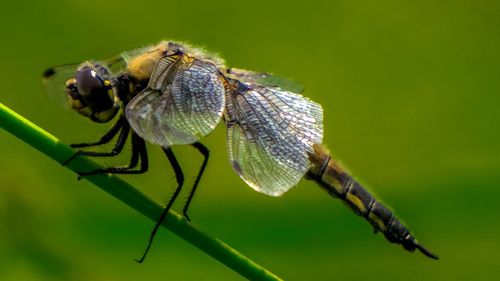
<box><xmin>42</xmin><ymin>68</ymin><xmax>56</xmax><ymax>79</ymax></box>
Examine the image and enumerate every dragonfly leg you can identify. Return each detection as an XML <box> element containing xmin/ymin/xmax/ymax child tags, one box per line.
<box><xmin>182</xmin><ymin>142</ymin><xmax>209</xmax><ymax>221</ymax></box>
<box><xmin>63</xmin><ymin>120</ymin><xmax>130</xmax><ymax>166</ymax></box>
<box><xmin>70</xmin><ymin>116</ymin><xmax>125</xmax><ymax>149</ymax></box>
<box><xmin>135</xmin><ymin>147</ymin><xmax>184</xmax><ymax>263</ymax></box>
<box><xmin>77</xmin><ymin>134</ymin><xmax>148</xmax><ymax>177</ymax></box>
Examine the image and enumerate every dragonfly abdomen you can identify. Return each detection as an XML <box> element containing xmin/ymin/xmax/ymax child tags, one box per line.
<box><xmin>307</xmin><ymin>144</ymin><xmax>438</xmax><ymax>259</ymax></box>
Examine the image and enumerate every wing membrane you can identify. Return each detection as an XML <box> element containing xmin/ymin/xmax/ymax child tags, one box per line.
<box><xmin>227</xmin><ymin>68</ymin><xmax>305</xmax><ymax>94</ymax></box>
<box><xmin>126</xmin><ymin>58</ymin><xmax>225</xmax><ymax>147</ymax></box>
<box><xmin>226</xmin><ymin>82</ymin><xmax>323</xmax><ymax>196</ymax></box>
<box><xmin>42</xmin><ymin>63</ymin><xmax>80</xmax><ymax>109</ymax></box>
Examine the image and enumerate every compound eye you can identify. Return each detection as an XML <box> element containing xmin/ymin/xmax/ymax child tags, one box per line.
<box><xmin>75</xmin><ymin>66</ymin><xmax>114</xmax><ymax>112</ymax></box>
<box><xmin>76</xmin><ymin>67</ymin><xmax>105</xmax><ymax>97</ymax></box>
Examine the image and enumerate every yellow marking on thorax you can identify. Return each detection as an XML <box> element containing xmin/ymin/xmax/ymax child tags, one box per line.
<box><xmin>127</xmin><ymin>43</ymin><xmax>169</xmax><ymax>80</ymax></box>
<box><xmin>182</xmin><ymin>54</ymin><xmax>195</xmax><ymax>65</ymax></box>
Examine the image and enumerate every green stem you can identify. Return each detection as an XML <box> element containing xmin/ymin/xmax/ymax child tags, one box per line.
<box><xmin>0</xmin><ymin>102</ymin><xmax>283</xmax><ymax>281</ymax></box>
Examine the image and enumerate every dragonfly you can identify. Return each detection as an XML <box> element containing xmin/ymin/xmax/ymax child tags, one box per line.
<box><xmin>42</xmin><ymin>41</ymin><xmax>438</xmax><ymax>262</ymax></box>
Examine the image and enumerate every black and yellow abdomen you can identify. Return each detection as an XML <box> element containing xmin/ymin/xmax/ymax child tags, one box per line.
<box><xmin>307</xmin><ymin>144</ymin><xmax>438</xmax><ymax>259</ymax></box>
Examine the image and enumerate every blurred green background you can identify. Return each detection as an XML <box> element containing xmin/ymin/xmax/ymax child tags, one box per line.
<box><xmin>1</xmin><ymin>0</ymin><xmax>499</xmax><ymax>280</ymax></box>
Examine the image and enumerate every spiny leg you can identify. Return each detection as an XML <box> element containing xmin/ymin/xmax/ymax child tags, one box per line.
<box><xmin>63</xmin><ymin>118</ymin><xmax>129</xmax><ymax>166</ymax></box>
<box><xmin>78</xmin><ymin>133</ymin><xmax>149</xmax><ymax>176</ymax></box>
<box><xmin>182</xmin><ymin>142</ymin><xmax>209</xmax><ymax>221</ymax></box>
<box><xmin>70</xmin><ymin>115</ymin><xmax>126</xmax><ymax>149</ymax></box>
<box><xmin>135</xmin><ymin>147</ymin><xmax>184</xmax><ymax>263</ymax></box>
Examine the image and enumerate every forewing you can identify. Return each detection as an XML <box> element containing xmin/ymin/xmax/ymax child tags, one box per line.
<box><xmin>42</xmin><ymin>63</ymin><xmax>80</xmax><ymax>109</ymax></box>
<box><xmin>126</xmin><ymin>59</ymin><xmax>225</xmax><ymax>147</ymax></box>
<box><xmin>227</xmin><ymin>68</ymin><xmax>305</xmax><ymax>93</ymax></box>
<box><xmin>100</xmin><ymin>44</ymin><xmax>155</xmax><ymax>74</ymax></box>
<box><xmin>226</xmin><ymin>84</ymin><xmax>323</xmax><ymax>196</ymax></box>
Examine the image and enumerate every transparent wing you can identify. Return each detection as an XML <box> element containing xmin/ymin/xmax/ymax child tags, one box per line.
<box><xmin>226</xmin><ymin>82</ymin><xmax>323</xmax><ymax>196</ymax></box>
<box><xmin>41</xmin><ymin>52</ymin><xmax>131</xmax><ymax>109</ymax></box>
<box><xmin>227</xmin><ymin>68</ymin><xmax>305</xmax><ymax>94</ymax></box>
<box><xmin>126</xmin><ymin>58</ymin><xmax>225</xmax><ymax>147</ymax></box>
<box><xmin>41</xmin><ymin>63</ymin><xmax>80</xmax><ymax>109</ymax></box>
<box><xmin>113</xmin><ymin>45</ymin><xmax>154</xmax><ymax>72</ymax></box>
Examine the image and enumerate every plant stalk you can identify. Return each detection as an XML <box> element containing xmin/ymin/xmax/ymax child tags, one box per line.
<box><xmin>0</xmin><ymin>102</ymin><xmax>283</xmax><ymax>281</ymax></box>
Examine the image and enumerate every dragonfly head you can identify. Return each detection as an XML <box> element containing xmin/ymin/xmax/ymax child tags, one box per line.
<box><xmin>66</xmin><ymin>63</ymin><xmax>119</xmax><ymax>123</ymax></box>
